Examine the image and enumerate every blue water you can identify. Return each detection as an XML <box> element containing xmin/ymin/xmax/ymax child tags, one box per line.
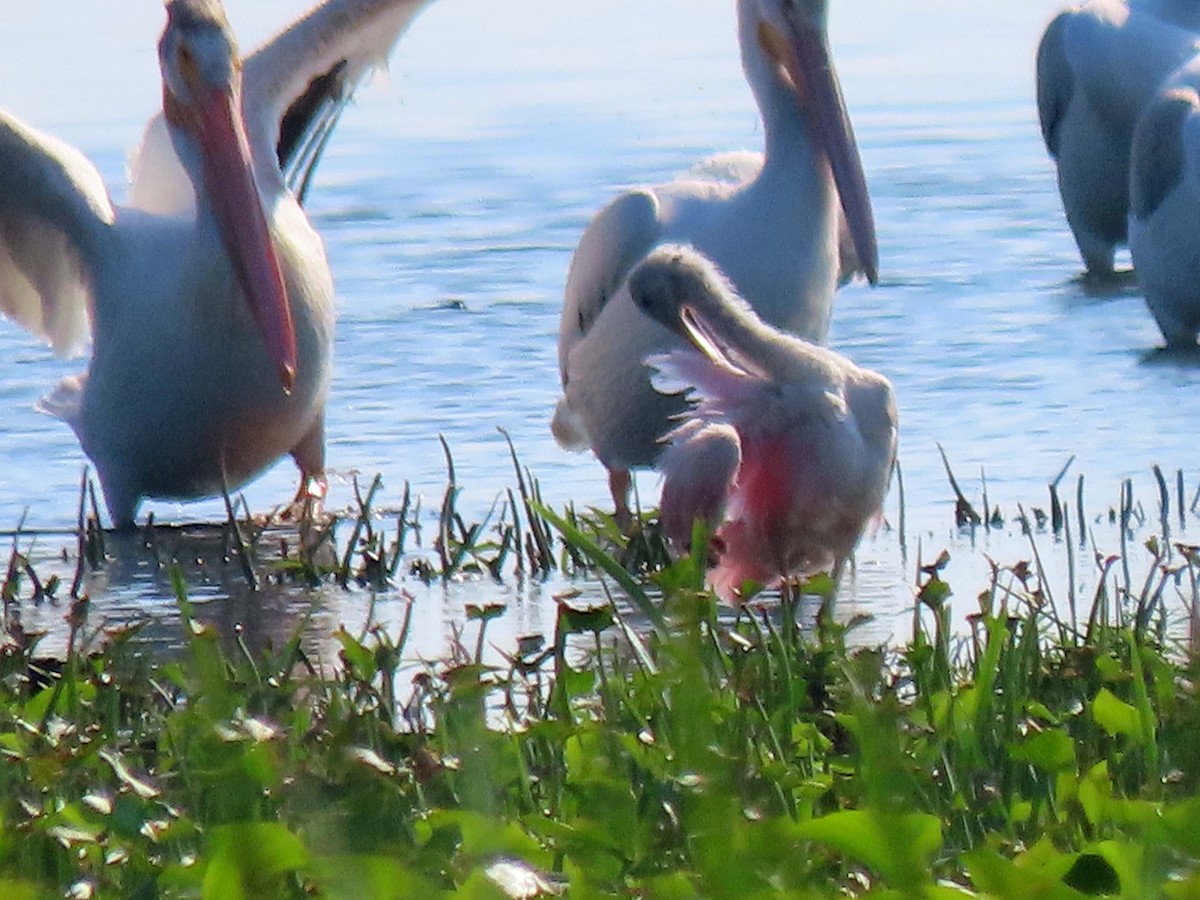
<box><xmin>0</xmin><ymin>0</ymin><xmax>1195</xmax><ymax>657</ymax></box>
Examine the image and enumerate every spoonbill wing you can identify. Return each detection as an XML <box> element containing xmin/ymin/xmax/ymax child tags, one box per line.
<box><xmin>658</xmin><ymin>420</ymin><xmax>741</xmax><ymax>553</ymax></box>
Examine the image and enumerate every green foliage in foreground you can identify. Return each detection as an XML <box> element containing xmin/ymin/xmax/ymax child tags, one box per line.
<box><xmin>1</xmin><ymin>526</ymin><xmax>1200</xmax><ymax>898</ymax></box>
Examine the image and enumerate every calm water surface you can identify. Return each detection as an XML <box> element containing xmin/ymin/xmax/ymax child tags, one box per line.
<box><xmin>0</xmin><ymin>0</ymin><xmax>1194</xmax><ymax>658</ymax></box>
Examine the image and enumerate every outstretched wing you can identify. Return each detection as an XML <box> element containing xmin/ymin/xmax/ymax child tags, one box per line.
<box><xmin>129</xmin><ymin>0</ymin><xmax>435</xmax><ymax>213</ymax></box>
<box><xmin>0</xmin><ymin>110</ymin><xmax>114</xmax><ymax>355</ymax></box>
<box><xmin>244</xmin><ymin>0</ymin><xmax>436</xmax><ymax>196</ymax></box>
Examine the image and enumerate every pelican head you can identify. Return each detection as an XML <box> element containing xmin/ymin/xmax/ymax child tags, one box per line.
<box><xmin>159</xmin><ymin>0</ymin><xmax>297</xmax><ymax>391</ymax></box>
<box><xmin>744</xmin><ymin>0</ymin><xmax>878</xmax><ymax>284</ymax></box>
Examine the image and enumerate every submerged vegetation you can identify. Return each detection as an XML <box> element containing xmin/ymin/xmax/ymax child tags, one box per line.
<box><xmin>1</xmin><ymin>452</ymin><xmax>1200</xmax><ymax>897</ymax></box>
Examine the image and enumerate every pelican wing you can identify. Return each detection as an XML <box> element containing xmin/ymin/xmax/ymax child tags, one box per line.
<box><xmin>683</xmin><ymin>150</ymin><xmax>763</xmax><ymax>185</ymax></box>
<box><xmin>1035</xmin><ymin>11</ymin><xmax>1073</xmax><ymax>157</ymax></box>
<box><xmin>243</xmin><ymin>0</ymin><xmax>435</xmax><ymax>191</ymax></box>
<box><xmin>1131</xmin><ymin>86</ymin><xmax>1197</xmax><ymax>221</ymax></box>
<box><xmin>558</xmin><ymin>188</ymin><xmax>661</xmax><ymax>376</ymax></box>
<box><xmin>129</xmin><ymin>0</ymin><xmax>434</xmax><ymax>213</ymax></box>
<box><xmin>0</xmin><ymin>110</ymin><xmax>114</xmax><ymax>355</ymax></box>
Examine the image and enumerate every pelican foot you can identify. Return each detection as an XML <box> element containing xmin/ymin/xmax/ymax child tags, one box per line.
<box><xmin>269</xmin><ymin>473</ymin><xmax>329</xmax><ymax>527</ymax></box>
<box><xmin>1078</xmin><ymin>267</ymin><xmax>1138</xmax><ymax>297</ymax></box>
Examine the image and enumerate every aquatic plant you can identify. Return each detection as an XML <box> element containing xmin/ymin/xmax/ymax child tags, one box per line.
<box><xmin>0</xmin><ymin>463</ymin><xmax>1198</xmax><ymax>898</ymax></box>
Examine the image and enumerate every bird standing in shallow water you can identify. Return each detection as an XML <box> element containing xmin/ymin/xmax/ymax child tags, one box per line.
<box><xmin>551</xmin><ymin>0</ymin><xmax>877</xmax><ymax>524</ymax></box>
<box><xmin>628</xmin><ymin>245</ymin><xmax>897</xmax><ymax>602</ymax></box>
<box><xmin>1128</xmin><ymin>66</ymin><xmax>1200</xmax><ymax>346</ymax></box>
<box><xmin>1036</xmin><ymin>0</ymin><xmax>1200</xmax><ymax>277</ymax></box>
<box><xmin>0</xmin><ymin>0</ymin><xmax>431</xmax><ymax>527</ymax></box>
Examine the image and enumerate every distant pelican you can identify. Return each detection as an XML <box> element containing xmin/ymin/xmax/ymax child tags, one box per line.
<box><xmin>629</xmin><ymin>245</ymin><xmax>897</xmax><ymax>601</ymax></box>
<box><xmin>1128</xmin><ymin>63</ymin><xmax>1200</xmax><ymax>344</ymax></box>
<box><xmin>1036</xmin><ymin>0</ymin><xmax>1200</xmax><ymax>276</ymax></box>
<box><xmin>551</xmin><ymin>0</ymin><xmax>877</xmax><ymax>522</ymax></box>
<box><xmin>0</xmin><ymin>0</ymin><xmax>431</xmax><ymax>526</ymax></box>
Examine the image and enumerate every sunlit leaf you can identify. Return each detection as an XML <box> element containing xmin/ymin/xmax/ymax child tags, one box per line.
<box><xmin>0</xmin><ymin>881</ymin><xmax>42</xmax><ymax>900</ymax></box>
<box><xmin>1092</xmin><ymin>687</ymin><xmax>1139</xmax><ymax>737</ymax></box>
<box><xmin>349</xmin><ymin>746</ymin><xmax>396</xmax><ymax>776</ymax></box>
<box><xmin>484</xmin><ymin>857</ymin><xmax>567</xmax><ymax>898</ymax></box>
<box><xmin>1009</xmin><ymin>729</ymin><xmax>1075</xmax><ymax>773</ymax></box>
<box><xmin>794</xmin><ymin>809</ymin><xmax>940</xmax><ymax>887</ymax></box>
<box><xmin>202</xmin><ymin>822</ymin><xmax>309</xmax><ymax>900</ymax></box>
<box><xmin>964</xmin><ymin>848</ymin><xmax>1087</xmax><ymax>898</ymax></box>
<box><xmin>100</xmin><ymin>750</ymin><xmax>160</xmax><ymax>799</ymax></box>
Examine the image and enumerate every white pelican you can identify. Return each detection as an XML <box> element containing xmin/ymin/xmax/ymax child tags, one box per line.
<box><xmin>1128</xmin><ymin>62</ymin><xmax>1200</xmax><ymax>345</ymax></box>
<box><xmin>629</xmin><ymin>245</ymin><xmax>897</xmax><ymax>601</ymax></box>
<box><xmin>1036</xmin><ymin>0</ymin><xmax>1200</xmax><ymax>276</ymax></box>
<box><xmin>0</xmin><ymin>0</ymin><xmax>431</xmax><ymax>527</ymax></box>
<box><xmin>551</xmin><ymin>0</ymin><xmax>877</xmax><ymax>522</ymax></box>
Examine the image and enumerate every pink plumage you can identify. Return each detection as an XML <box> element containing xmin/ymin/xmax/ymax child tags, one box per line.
<box><xmin>633</xmin><ymin>245</ymin><xmax>898</xmax><ymax>602</ymax></box>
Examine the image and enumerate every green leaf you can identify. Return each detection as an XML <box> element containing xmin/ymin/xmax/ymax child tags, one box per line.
<box><xmin>1092</xmin><ymin>687</ymin><xmax>1139</xmax><ymax>737</ymax></box>
<box><xmin>202</xmin><ymin>822</ymin><xmax>309</xmax><ymax>900</ymax></box>
<box><xmin>315</xmin><ymin>854</ymin><xmax>436</xmax><ymax>900</ymax></box>
<box><xmin>334</xmin><ymin>627</ymin><xmax>376</xmax><ymax>678</ymax></box>
<box><xmin>466</xmin><ymin>603</ymin><xmax>507</xmax><ymax>623</ymax></box>
<box><xmin>965</xmin><ymin>848</ymin><xmax>1088</xmax><ymax>898</ymax></box>
<box><xmin>426</xmin><ymin>809</ymin><xmax>547</xmax><ymax>865</ymax></box>
<box><xmin>794</xmin><ymin>809</ymin><xmax>940</xmax><ymax>888</ymax></box>
<box><xmin>0</xmin><ymin>882</ymin><xmax>42</xmax><ymax>900</ymax></box>
<box><xmin>534</xmin><ymin>503</ymin><xmax>665</xmax><ymax>632</ymax></box>
<box><xmin>556</xmin><ymin>603</ymin><xmax>615</xmax><ymax>636</ymax></box>
<box><xmin>1010</xmin><ymin>728</ymin><xmax>1075</xmax><ymax>773</ymax></box>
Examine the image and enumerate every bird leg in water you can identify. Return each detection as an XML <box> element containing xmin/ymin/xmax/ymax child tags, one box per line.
<box><xmin>272</xmin><ymin>415</ymin><xmax>328</xmax><ymax>524</ymax></box>
<box><xmin>608</xmin><ymin>467</ymin><xmax>633</xmax><ymax>529</ymax></box>
<box><xmin>292</xmin><ymin>471</ymin><xmax>328</xmax><ymax>520</ymax></box>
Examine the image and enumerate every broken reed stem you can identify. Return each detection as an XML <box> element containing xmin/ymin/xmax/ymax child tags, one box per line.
<box><xmin>339</xmin><ymin>473</ymin><xmax>383</xmax><ymax>587</ymax></box>
<box><xmin>1076</xmin><ymin>474</ymin><xmax>1086</xmax><ymax>549</ymax></box>
<box><xmin>1064</xmin><ymin>511</ymin><xmax>1077</xmax><ymax>638</ymax></box>
<box><xmin>436</xmin><ymin>435</ymin><xmax>458</xmax><ymax>577</ymax></box>
<box><xmin>1178</xmin><ymin>469</ymin><xmax>1187</xmax><ymax>532</ymax></box>
<box><xmin>221</xmin><ymin>485</ymin><xmax>258</xmax><ymax>592</ymax></box>
<box><xmin>1120</xmin><ymin>479</ymin><xmax>1133</xmax><ymax>600</ymax></box>
<box><xmin>1017</xmin><ymin>502</ymin><xmax>1060</xmax><ymax>633</ymax></box>
<box><xmin>499</xmin><ymin>427</ymin><xmax>553</xmax><ymax>574</ymax></box>
<box><xmin>70</xmin><ymin>467</ymin><xmax>88</xmax><ymax>599</ymax></box>
<box><xmin>1153</xmin><ymin>464</ymin><xmax>1170</xmax><ymax>553</ymax></box>
<box><xmin>981</xmin><ymin>467</ymin><xmax>990</xmax><ymax>534</ymax></box>
<box><xmin>937</xmin><ymin>444</ymin><xmax>981</xmax><ymax>527</ymax></box>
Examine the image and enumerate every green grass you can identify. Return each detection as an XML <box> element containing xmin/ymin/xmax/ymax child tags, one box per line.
<box><xmin>0</xmin><ymin>462</ymin><xmax>1199</xmax><ymax>897</ymax></box>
